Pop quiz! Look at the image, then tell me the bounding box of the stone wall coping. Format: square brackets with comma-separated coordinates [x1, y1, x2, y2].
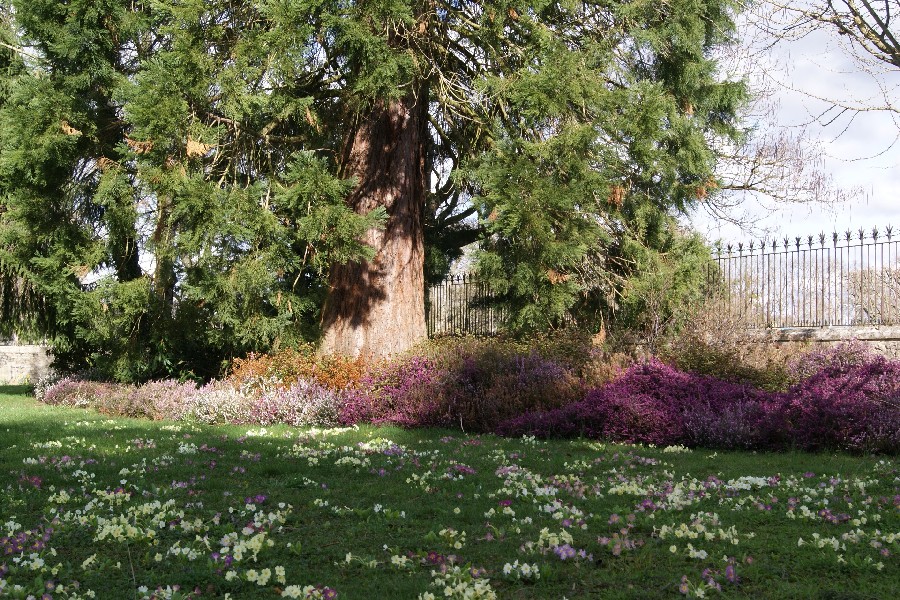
[755, 326, 900, 342]
[0, 344, 50, 353]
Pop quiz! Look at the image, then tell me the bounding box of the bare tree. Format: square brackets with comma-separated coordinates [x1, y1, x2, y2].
[749, 0, 900, 119]
[693, 18, 861, 233]
[783, 1, 899, 69]
[713, 112, 859, 208]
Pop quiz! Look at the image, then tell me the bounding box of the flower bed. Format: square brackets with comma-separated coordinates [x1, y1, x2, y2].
[35, 341, 900, 454]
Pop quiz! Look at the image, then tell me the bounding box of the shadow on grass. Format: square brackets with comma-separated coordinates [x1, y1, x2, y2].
[0, 384, 32, 396]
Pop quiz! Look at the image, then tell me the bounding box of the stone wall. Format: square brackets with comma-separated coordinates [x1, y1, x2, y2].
[0, 345, 52, 385]
[757, 326, 900, 359]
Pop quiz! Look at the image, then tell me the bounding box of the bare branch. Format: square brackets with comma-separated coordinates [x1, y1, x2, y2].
[749, 0, 900, 120]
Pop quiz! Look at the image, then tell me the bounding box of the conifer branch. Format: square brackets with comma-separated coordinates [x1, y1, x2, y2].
[0, 39, 43, 62]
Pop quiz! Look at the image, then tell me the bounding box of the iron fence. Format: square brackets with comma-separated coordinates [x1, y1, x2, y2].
[426, 274, 507, 336]
[710, 227, 900, 328]
[427, 227, 900, 336]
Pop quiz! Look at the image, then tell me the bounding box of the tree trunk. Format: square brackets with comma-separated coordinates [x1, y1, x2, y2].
[319, 94, 427, 357]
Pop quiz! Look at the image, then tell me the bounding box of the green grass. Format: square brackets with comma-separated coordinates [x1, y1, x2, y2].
[1, 386, 897, 599]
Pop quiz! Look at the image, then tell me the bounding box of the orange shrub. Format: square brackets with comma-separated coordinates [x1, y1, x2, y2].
[312, 354, 371, 390]
[227, 346, 370, 392]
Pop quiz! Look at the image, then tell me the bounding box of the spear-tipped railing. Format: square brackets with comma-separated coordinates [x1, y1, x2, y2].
[710, 226, 900, 328]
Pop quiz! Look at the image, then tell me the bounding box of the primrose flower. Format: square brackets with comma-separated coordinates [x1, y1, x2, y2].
[686, 544, 708, 560]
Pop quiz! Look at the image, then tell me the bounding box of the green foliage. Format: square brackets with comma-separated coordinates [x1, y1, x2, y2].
[605, 208, 714, 348]
[470, 0, 747, 331]
[474, 125, 606, 330]
[0, 0, 749, 377]
[0, 0, 385, 380]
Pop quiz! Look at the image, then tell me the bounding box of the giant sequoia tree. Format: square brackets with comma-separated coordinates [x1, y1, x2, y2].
[0, 0, 747, 373]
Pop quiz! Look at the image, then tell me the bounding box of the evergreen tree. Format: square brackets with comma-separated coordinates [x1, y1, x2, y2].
[0, 0, 379, 378]
[0, 0, 748, 372]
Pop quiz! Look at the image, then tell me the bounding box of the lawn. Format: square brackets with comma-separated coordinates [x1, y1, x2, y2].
[1, 386, 897, 599]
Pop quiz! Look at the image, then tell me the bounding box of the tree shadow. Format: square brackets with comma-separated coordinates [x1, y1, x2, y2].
[0, 384, 31, 395]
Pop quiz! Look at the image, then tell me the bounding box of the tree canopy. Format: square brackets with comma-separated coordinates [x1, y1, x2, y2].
[0, 0, 748, 378]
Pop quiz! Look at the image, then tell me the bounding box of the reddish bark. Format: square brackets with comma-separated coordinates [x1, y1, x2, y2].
[319, 94, 427, 357]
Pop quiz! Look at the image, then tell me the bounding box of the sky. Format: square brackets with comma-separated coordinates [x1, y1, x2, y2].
[685, 7, 900, 246]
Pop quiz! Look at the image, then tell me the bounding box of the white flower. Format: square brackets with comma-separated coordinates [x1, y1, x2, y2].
[281, 585, 304, 598]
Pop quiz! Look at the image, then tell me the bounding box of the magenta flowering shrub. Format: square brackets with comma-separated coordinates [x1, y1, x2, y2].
[681, 398, 786, 451]
[337, 349, 583, 432]
[32, 337, 900, 453]
[787, 340, 876, 383]
[339, 356, 447, 427]
[784, 355, 900, 453]
[425, 336, 586, 426]
[498, 353, 900, 453]
[497, 360, 784, 448]
[442, 353, 583, 430]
